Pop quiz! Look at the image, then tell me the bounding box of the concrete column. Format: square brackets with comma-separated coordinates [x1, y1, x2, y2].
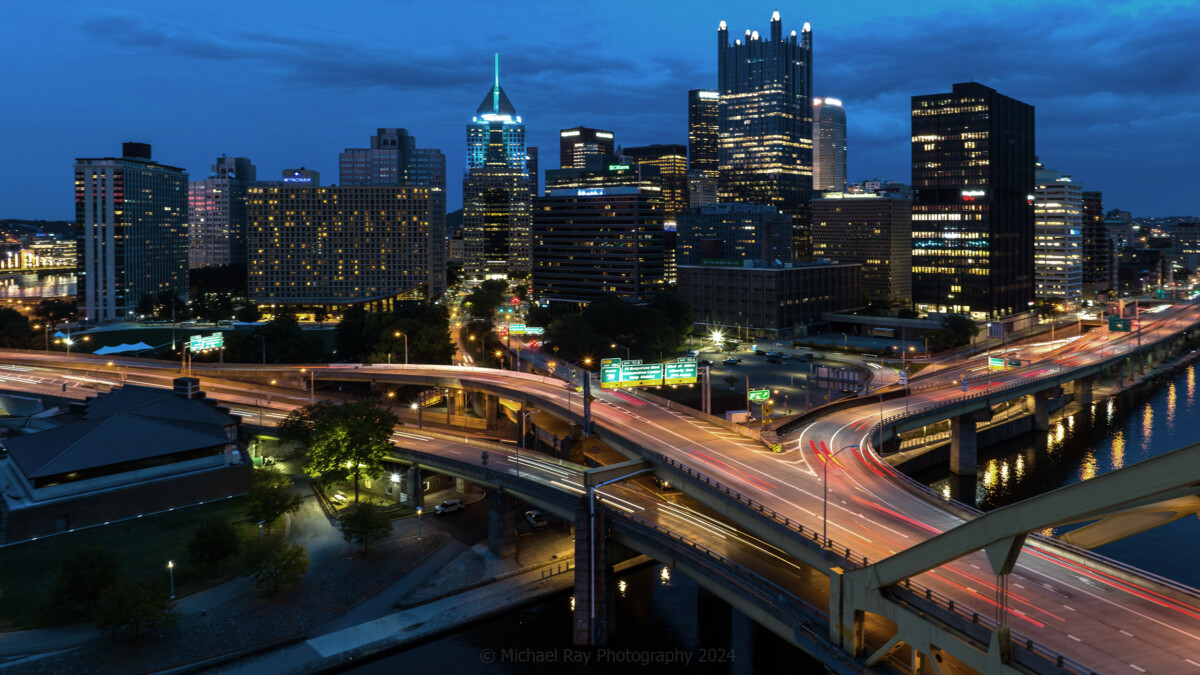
[950, 414, 978, 476]
[485, 394, 499, 430]
[488, 491, 517, 559]
[573, 500, 614, 646]
[1024, 393, 1050, 431]
[404, 467, 423, 508]
[1073, 377, 1094, 408]
[730, 608, 755, 675]
[448, 390, 465, 417]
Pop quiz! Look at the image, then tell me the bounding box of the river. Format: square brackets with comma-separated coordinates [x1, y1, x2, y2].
[0, 272, 75, 299]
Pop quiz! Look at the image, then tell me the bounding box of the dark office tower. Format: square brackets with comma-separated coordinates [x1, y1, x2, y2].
[76, 143, 188, 324]
[687, 89, 719, 173]
[717, 12, 814, 257]
[340, 128, 445, 191]
[188, 156, 257, 269]
[559, 127, 614, 169]
[812, 193, 912, 305]
[677, 203, 792, 265]
[911, 82, 1035, 320]
[1081, 191, 1112, 295]
[533, 185, 664, 305]
[812, 98, 847, 191]
[463, 55, 531, 280]
[622, 145, 688, 225]
[526, 146, 539, 196]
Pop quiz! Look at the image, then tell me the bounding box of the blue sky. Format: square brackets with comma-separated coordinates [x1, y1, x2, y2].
[3, 0, 1197, 219]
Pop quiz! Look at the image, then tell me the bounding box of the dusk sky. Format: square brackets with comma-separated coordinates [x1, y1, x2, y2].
[4, 0, 1197, 220]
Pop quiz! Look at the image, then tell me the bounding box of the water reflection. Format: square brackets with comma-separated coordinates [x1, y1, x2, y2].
[920, 364, 1200, 586]
[0, 272, 76, 298]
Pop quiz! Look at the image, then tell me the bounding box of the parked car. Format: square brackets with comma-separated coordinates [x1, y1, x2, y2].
[434, 498, 464, 515]
[525, 509, 548, 529]
[686, 350, 699, 358]
[723, 358, 740, 366]
[764, 351, 782, 358]
[699, 359, 713, 366]
[797, 353, 813, 362]
[780, 354, 792, 360]
[766, 357, 782, 364]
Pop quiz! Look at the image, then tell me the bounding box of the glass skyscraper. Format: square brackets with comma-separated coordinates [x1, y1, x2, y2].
[716, 11, 813, 257]
[911, 82, 1035, 320]
[687, 89, 719, 174]
[813, 98, 847, 192]
[463, 55, 532, 280]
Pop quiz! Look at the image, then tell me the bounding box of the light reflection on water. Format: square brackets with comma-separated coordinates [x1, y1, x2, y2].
[0, 273, 76, 298]
[920, 364, 1200, 586]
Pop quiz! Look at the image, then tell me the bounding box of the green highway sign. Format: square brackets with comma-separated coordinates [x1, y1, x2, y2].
[663, 359, 698, 385]
[525, 326, 544, 335]
[508, 324, 527, 335]
[1108, 316, 1132, 332]
[601, 362, 663, 389]
[188, 333, 223, 351]
[988, 356, 1005, 370]
[601, 358, 621, 367]
[747, 388, 771, 402]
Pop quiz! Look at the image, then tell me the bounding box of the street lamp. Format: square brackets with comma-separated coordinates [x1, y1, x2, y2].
[823, 444, 859, 558]
[494, 350, 504, 369]
[411, 401, 422, 429]
[416, 505, 423, 541]
[610, 342, 631, 360]
[167, 560, 175, 599]
[394, 331, 408, 365]
[518, 408, 539, 477]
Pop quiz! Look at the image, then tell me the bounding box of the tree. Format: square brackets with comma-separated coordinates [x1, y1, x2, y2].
[250, 540, 309, 594]
[313, 308, 329, 326]
[896, 307, 920, 320]
[53, 545, 121, 614]
[0, 307, 36, 348]
[339, 502, 393, 555]
[303, 401, 399, 502]
[246, 467, 303, 533]
[33, 299, 76, 327]
[335, 305, 368, 360]
[222, 315, 327, 364]
[235, 302, 262, 323]
[513, 284, 528, 302]
[941, 314, 980, 347]
[188, 518, 241, 572]
[277, 401, 338, 446]
[94, 578, 179, 640]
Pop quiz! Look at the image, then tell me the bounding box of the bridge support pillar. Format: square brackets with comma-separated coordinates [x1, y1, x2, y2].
[573, 500, 614, 646]
[950, 409, 990, 476]
[448, 390, 465, 417]
[404, 467, 423, 509]
[828, 567, 864, 656]
[488, 491, 517, 559]
[730, 608, 755, 674]
[1073, 376, 1094, 408]
[1024, 392, 1051, 432]
[485, 394, 500, 430]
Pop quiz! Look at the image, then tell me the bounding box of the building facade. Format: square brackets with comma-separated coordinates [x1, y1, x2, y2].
[676, 203, 792, 265]
[678, 260, 860, 339]
[532, 186, 664, 305]
[717, 12, 813, 257]
[911, 82, 1035, 320]
[622, 144, 688, 225]
[559, 127, 614, 169]
[687, 89, 719, 173]
[463, 57, 532, 280]
[188, 156, 256, 269]
[1033, 165, 1083, 307]
[1081, 190, 1112, 295]
[246, 186, 442, 314]
[812, 97, 847, 191]
[76, 143, 189, 323]
[811, 192, 912, 305]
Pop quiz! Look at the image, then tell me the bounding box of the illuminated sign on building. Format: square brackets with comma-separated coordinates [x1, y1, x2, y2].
[607, 164, 630, 171]
[560, 130, 581, 137]
[698, 91, 720, 100]
[283, 170, 313, 184]
[595, 132, 614, 139]
[577, 188, 605, 196]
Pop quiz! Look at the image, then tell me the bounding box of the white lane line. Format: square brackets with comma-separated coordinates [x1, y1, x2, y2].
[1063, 605, 1075, 611]
[1068, 634, 1082, 642]
[1185, 658, 1200, 667]
[1130, 665, 1145, 672]
[1119, 629, 1133, 636]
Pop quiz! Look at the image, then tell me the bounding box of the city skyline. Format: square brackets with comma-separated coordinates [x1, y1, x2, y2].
[3, 0, 1198, 219]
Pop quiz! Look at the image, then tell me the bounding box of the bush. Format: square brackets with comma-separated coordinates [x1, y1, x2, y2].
[339, 502, 393, 555]
[250, 540, 310, 594]
[94, 578, 179, 640]
[246, 467, 303, 533]
[188, 518, 241, 572]
[53, 545, 121, 615]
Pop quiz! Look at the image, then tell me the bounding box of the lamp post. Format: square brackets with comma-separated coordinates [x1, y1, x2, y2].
[416, 506, 423, 541]
[395, 331, 408, 365]
[568, 358, 592, 418]
[587, 468, 653, 644]
[167, 560, 175, 599]
[823, 444, 859, 558]
[518, 408, 539, 477]
[411, 402, 422, 429]
[610, 342, 631, 360]
[494, 350, 504, 369]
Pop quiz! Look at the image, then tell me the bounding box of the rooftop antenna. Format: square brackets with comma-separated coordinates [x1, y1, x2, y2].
[493, 53, 500, 114]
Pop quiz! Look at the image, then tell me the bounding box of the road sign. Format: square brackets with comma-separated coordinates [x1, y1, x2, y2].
[898, 370, 908, 386]
[663, 360, 698, 385]
[508, 324, 527, 335]
[747, 388, 770, 402]
[1108, 316, 1132, 332]
[988, 356, 1005, 370]
[600, 362, 664, 389]
[188, 333, 223, 351]
[601, 358, 621, 367]
[525, 326, 544, 335]
[1008, 359, 1023, 368]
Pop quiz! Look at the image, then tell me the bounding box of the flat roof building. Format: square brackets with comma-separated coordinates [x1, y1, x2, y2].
[812, 192, 912, 306]
[559, 127, 614, 169]
[677, 203, 792, 266]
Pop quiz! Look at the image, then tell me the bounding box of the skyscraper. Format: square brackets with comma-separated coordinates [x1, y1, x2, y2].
[677, 203, 792, 265]
[687, 89, 719, 173]
[812, 192, 912, 306]
[812, 98, 847, 192]
[559, 127, 614, 169]
[1081, 190, 1112, 295]
[76, 143, 188, 323]
[526, 146, 539, 196]
[1033, 163, 1083, 307]
[339, 128, 415, 186]
[188, 156, 257, 269]
[717, 11, 813, 257]
[622, 144, 688, 225]
[911, 82, 1035, 320]
[463, 56, 531, 280]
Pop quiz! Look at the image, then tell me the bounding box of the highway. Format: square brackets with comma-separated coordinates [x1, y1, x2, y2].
[2, 300, 1198, 672]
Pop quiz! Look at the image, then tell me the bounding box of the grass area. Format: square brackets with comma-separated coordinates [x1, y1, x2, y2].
[0, 496, 275, 631]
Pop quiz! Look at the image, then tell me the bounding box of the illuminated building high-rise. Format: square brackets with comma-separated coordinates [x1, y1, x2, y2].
[717, 12, 814, 258]
[463, 55, 531, 280]
[1033, 163, 1083, 307]
[559, 127, 614, 169]
[812, 192, 912, 305]
[911, 82, 1035, 320]
[76, 143, 188, 323]
[622, 144, 688, 225]
[188, 156, 256, 269]
[812, 98, 847, 191]
[1082, 190, 1113, 295]
[687, 89, 719, 173]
